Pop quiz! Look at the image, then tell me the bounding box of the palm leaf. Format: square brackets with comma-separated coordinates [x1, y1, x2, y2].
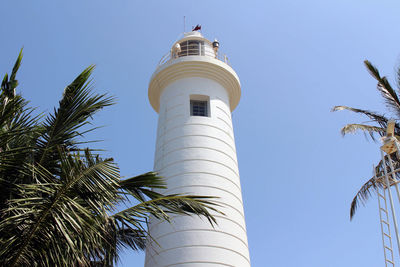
[10, 49, 22, 83]
[332, 105, 389, 126]
[2, 149, 121, 267]
[1, 48, 22, 99]
[364, 60, 400, 118]
[331, 105, 400, 140]
[119, 172, 167, 202]
[350, 175, 383, 220]
[114, 194, 221, 226]
[35, 65, 115, 171]
[340, 123, 384, 140]
[349, 153, 400, 219]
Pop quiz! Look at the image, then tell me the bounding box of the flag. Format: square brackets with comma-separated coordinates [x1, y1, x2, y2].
[192, 24, 201, 31]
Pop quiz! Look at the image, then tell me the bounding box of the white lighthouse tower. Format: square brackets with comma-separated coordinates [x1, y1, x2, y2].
[145, 30, 250, 267]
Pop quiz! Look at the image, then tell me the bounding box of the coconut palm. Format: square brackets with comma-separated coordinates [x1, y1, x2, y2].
[0, 51, 219, 267]
[333, 60, 400, 220]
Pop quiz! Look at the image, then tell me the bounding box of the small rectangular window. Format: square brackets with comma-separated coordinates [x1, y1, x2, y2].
[190, 100, 208, 117]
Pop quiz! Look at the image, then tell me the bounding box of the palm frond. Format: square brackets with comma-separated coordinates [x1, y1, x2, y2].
[350, 153, 400, 219]
[340, 123, 384, 140]
[35, 65, 115, 172]
[89, 216, 147, 266]
[119, 172, 166, 202]
[364, 60, 400, 117]
[332, 105, 394, 140]
[350, 175, 383, 220]
[114, 194, 222, 226]
[2, 149, 121, 267]
[1, 49, 22, 99]
[332, 105, 389, 125]
[10, 49, 22, 83]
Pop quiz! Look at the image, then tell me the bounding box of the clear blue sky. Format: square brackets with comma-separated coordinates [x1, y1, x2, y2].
[2, 1, 400, 266]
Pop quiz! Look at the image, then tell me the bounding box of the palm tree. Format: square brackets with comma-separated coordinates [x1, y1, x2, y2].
[333, 60, 400, 220]
[0, 50, 219, 267]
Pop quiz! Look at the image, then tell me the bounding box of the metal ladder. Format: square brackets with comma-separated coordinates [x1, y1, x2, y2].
[377, 182, 395, 267]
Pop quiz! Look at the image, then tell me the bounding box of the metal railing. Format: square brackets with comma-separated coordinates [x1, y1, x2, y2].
[157, 47, 230, 66]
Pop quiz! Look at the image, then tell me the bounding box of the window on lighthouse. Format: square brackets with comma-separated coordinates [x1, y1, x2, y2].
[190, 99, 209, 117]
[190, 95, 210, 117]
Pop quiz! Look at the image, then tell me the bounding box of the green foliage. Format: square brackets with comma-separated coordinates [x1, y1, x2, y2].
[0, 51, 219, 266]
[333, 60, 400, 220]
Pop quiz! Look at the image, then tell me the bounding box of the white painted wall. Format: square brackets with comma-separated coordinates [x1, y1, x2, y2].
[144, 76, 250, 267]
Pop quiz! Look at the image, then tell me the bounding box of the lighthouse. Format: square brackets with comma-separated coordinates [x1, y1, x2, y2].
[145, 30, 250, 267]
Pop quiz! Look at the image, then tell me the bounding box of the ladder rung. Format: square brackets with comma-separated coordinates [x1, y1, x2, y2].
[380, 208, 389, 214]
[386, 259, 394, 265]
[382, 220, 390, 226]
[378, 193, 385, 198]
[384, 232, 392, 238]
[384, 245, 393, 251]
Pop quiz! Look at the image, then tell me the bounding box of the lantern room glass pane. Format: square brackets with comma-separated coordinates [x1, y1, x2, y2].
[178, 40, 205, 57]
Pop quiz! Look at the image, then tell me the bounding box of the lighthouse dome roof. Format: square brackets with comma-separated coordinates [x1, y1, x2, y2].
[172, 31, 210, 46]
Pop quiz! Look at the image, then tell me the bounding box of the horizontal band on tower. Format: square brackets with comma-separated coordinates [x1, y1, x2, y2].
[155, 146, 238, 168]
[158, 158, 240, 178]
[148, 214, 248, 235]
[162, 184, 244, 205]
[156, 134, 237, 157]
[160, 171, 243, 192]
[156, 122, 235, 144]
[165, 261, 237, 267]
[145, 244, 250, 265]
[149, 56, 241, 113]
[152, 228, 249, 249]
